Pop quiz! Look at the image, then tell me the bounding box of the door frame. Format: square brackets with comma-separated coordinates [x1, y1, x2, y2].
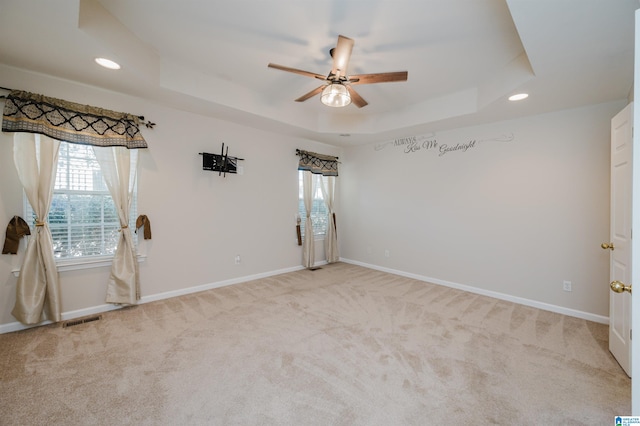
[632, 9, 640, 415]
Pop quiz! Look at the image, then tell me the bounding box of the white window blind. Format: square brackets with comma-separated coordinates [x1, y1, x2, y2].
[298, 171, 329, 237]
[25, 142, 137, 259]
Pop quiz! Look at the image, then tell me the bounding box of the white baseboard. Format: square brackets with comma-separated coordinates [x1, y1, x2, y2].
[340, 258, 609, 325]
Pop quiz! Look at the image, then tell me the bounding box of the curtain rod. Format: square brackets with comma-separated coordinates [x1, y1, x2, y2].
[0, 86, 155, 129]
[296, 149, 339, 160]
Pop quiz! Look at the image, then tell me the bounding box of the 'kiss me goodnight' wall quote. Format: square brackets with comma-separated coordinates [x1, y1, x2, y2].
[374, 132, 515, 156]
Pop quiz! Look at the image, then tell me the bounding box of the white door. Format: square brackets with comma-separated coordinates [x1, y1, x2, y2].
[608, 102, 633, 377]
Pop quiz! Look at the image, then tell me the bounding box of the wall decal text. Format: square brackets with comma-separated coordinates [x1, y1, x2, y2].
[375, 133, 514, 156]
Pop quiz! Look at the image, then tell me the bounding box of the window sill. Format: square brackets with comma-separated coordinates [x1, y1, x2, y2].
[11, 254, 147, 277]
[303, 234, 326, 240]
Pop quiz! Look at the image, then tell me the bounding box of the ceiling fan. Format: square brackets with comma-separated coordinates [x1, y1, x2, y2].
[268, 35, 408, 108]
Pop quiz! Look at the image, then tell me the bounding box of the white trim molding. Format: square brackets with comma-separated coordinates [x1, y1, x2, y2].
[11, 254, 147, 277]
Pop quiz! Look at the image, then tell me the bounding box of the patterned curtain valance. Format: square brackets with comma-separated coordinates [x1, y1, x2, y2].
[2, 90, 148, 149]
[297, 149, 339, 176]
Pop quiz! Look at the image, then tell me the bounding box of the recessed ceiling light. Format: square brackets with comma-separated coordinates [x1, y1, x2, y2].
[95, 57, 121, 70]
[508, 93, 529, 101]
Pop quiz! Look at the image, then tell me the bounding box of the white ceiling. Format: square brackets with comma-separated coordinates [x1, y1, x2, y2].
[0, 0, 636, 146]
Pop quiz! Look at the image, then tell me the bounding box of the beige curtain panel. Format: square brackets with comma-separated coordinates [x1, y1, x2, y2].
[302, 171, 315, 268]
[93, 146, 140, 305]
[2, 90, 148, 149]
[11, 133, 62, 325]
[319, 175, 339, 263]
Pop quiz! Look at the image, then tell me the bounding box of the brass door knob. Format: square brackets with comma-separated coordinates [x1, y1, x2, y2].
[601, 242, 615, 250]
[611, 280, 632, 294]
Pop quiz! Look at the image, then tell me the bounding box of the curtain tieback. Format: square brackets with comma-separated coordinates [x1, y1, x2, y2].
[135, 215, 152, 240]
[2, 216, 31, 254]
[120, 225, 129, 232]
[35, 221, 45, 227]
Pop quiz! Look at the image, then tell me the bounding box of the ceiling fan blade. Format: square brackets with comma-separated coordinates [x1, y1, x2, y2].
[295, 85, 326, 102]
[268, 63, 326, 81]
[346, 86, 368, 108]
[349, 71, 408, 85]
[331, 35, 354, 77]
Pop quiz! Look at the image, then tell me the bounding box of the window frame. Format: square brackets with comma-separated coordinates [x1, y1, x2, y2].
[23, 141, 138, 267]
[298, 171, 329, 238]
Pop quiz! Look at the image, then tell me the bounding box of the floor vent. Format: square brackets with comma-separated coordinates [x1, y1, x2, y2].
[309, 267, 322, 271]
[63, 315, 102, 328]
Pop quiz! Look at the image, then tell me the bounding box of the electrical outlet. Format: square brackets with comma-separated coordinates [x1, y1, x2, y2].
[563, 280, 572, 292]
[384, 249, 390, 258]
[235, 255, 241, 265]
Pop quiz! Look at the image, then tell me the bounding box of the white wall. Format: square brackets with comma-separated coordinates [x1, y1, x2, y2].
[0, 67, 338, 329]
[339, 100, 626, 320]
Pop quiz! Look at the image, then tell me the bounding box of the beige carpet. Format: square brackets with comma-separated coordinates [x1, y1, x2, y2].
[0, 262, 630, 425]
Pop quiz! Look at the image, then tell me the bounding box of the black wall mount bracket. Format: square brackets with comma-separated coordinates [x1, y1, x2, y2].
[199, 143, 244, 177]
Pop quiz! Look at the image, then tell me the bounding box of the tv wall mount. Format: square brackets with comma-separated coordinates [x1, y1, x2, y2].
[199, 143, 244, 177]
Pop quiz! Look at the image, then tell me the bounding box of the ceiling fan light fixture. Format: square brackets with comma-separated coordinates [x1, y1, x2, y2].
[321, 83, 351, 107]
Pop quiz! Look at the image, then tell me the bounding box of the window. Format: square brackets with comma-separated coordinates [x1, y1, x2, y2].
[298, 171, 329, 236]
[25, 142, 136, 259]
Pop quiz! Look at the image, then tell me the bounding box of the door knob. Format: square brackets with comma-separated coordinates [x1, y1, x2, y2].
[611, 280, 632, 294]
[601, 242, 615, 250]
